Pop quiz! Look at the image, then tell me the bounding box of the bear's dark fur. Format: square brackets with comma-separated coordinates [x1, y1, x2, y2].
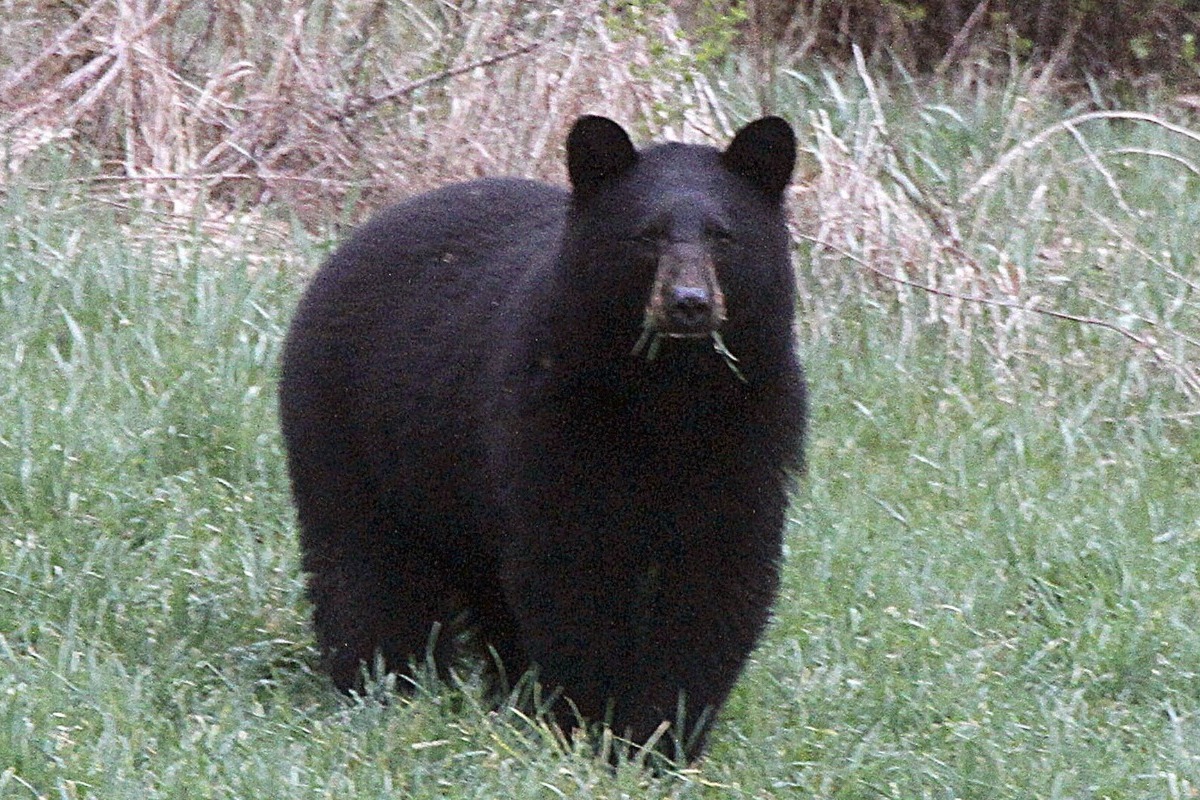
[278, 115, 806, 762]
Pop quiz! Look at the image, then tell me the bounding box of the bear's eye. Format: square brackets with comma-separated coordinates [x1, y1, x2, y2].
[626, 229, 660, 248]
[706, 225, 734, 246]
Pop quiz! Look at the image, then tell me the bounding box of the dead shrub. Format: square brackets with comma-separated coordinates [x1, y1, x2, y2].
[0, 0, 726, 224]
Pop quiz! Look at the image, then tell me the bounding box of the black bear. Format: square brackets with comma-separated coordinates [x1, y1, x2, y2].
[278, 115, 806, 762]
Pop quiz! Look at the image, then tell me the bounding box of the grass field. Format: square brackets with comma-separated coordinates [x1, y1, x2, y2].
[3, 64, 1200, 798]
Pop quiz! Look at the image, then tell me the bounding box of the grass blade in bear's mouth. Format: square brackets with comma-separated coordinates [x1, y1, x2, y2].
[630, 322, 749, 384]
[711, 331, 748, 383]
[630, 318, 661, 360]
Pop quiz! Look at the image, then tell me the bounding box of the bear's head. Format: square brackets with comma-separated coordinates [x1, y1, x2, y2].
[560, 115, 797, 381]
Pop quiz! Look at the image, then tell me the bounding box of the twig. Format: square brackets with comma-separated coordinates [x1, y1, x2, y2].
[332, 40, 543, 124]
[933, 0, 991, 79]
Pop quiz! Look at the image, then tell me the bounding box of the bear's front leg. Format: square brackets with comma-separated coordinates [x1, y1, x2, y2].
[503, 529, 780, 764]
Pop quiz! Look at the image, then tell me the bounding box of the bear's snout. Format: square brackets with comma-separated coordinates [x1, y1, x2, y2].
[648, 243, 726, 337]
[667, 285, 715, 333]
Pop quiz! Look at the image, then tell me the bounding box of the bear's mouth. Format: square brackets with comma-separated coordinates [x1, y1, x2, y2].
[628, 242, 746, 382]
[630, 317, 747, 383]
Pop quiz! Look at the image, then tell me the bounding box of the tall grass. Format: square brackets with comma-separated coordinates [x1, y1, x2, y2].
[4, 95, 1200, 797]
[6, 1, 1198, 400]
[0, 0, 729, 224]
[769, 56, 1200, 404]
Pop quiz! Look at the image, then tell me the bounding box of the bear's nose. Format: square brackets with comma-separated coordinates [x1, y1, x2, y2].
[667, 286, 714, 332]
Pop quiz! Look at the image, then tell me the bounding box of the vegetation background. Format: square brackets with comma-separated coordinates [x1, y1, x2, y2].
[2, 1, 1200, 797]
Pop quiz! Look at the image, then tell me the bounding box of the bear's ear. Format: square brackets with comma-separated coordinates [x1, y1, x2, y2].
[567, 115, 639, 195]
[721, 116, 796, 199]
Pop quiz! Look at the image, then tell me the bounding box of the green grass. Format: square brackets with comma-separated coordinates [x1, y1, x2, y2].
[3, 84, 1200, 798]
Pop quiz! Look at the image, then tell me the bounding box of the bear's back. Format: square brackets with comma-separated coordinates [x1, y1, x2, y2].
[311, 177, 565, 294]
[281, 175, 565, 389]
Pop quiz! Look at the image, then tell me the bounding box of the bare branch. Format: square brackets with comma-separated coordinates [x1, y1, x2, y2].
[332, 40, 544, 124]
[933, 0, 991, 79]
